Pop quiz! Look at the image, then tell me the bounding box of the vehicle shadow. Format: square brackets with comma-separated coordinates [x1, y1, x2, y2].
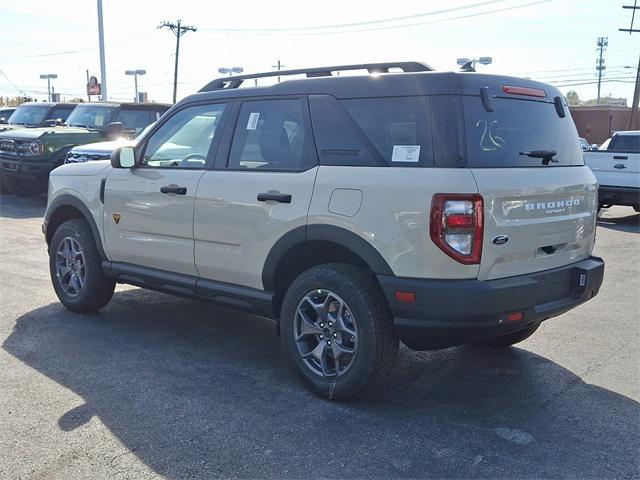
[4, 289, 639, 479]
[0, 193, 46, 219]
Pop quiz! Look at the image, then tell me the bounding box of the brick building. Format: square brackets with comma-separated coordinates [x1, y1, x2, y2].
[569, 105, 639, 146]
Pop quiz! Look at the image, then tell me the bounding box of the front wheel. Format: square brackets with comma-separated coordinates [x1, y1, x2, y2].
[49, 218, 115, 312]
[280, 264, 398, 400]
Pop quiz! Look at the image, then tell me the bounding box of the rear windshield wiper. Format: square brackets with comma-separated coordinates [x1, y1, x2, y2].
[519, 150, 558, 165]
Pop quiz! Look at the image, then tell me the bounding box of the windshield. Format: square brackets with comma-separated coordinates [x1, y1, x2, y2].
[464, 97, 583, 167]
[66, 105, 117, 130]
[7, 105, 51, 126]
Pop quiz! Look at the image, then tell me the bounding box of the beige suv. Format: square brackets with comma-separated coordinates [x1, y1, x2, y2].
[44, 62, 605, 400]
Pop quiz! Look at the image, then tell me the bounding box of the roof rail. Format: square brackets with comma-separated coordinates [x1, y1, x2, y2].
[199, 61, 433, 92]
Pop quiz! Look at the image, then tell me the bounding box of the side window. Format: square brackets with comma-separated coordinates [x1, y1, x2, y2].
[228, 99, 313, 171]
[49, 106, 74, 121]
[141, 103, 227, 169]
[341, 96, 434, 167]
[116, 109, 154, 133]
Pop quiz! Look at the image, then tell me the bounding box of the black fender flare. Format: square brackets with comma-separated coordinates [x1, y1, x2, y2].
[44, 194, 107, 260]
[262, 224, 394, 292]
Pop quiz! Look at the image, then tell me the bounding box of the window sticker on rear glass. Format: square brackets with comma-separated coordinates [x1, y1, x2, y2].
[246, 112, 260, 130]
[391, 145, 420, 162]
[476, 120, 505, 151]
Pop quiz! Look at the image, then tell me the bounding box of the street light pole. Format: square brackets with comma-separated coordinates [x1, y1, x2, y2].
[97, 0, 107, 100]
[218, 67, 244, 78]
[125, 70, 146, 103]
[39, 74, 57, 102]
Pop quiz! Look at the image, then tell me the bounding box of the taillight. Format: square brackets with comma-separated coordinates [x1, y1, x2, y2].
[430, 194, 483, 265]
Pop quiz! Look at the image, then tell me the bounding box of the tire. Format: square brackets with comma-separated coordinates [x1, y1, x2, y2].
[0, 173, 10, 195]
[477, 322, 541, 348]
[49, 218, 115, 313]
[280, 263, 398, 400]
[3, 175, 44, 197]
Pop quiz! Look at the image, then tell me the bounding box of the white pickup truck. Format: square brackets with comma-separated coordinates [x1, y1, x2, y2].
[584, 131, 640, 211]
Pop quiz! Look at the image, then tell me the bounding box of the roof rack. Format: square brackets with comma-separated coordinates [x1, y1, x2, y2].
[199, 61, 433, 92]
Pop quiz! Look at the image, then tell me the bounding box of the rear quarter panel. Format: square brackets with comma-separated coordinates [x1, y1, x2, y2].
[308, 166, 480, 279]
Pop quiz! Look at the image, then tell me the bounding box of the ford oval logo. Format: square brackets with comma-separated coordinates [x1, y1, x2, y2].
[492, 235, 509, 245]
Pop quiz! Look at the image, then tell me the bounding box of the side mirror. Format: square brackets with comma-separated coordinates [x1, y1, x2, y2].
[0, 117, 6, 125]
[43, 119, 56, 127]
[103, 121, 124, 139]
[111, 146, 136, 169]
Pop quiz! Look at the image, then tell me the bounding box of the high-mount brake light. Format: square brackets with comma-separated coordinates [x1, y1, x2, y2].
[430, 194, 483, 265]
[502, 85, 546, 98]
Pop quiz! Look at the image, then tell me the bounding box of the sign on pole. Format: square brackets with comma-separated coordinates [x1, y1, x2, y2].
[87, 75, 101, 96]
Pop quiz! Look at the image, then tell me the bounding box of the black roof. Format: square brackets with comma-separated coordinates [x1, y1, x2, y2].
[74, 102, 171, 110]
[183, 70, 563, 107]
[18, 102, 78, 107]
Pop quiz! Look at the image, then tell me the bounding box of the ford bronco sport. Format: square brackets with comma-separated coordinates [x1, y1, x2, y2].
[0, 102, 169, 197]
[43, 62, 604, 400]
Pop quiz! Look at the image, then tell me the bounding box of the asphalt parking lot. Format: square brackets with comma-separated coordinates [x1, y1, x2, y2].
[0, 194, 638, 480]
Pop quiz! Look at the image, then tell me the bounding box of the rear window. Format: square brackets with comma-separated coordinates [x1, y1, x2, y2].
[463, 96, 583, 167]
[341, 96, 434, 167]
[608, 134, 640, 153]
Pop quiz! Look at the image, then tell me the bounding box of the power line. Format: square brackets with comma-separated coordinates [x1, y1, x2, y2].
[159, 20, 197, 103]
[200, 0, 510, 33]
[199, 0, 551, 35]
[0, 70, 28, 97]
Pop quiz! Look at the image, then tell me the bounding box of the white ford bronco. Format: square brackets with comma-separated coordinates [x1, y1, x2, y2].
[44, 62, 605, 400]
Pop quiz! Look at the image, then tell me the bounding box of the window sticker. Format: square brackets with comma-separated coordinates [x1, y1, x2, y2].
[246, 112, 260, 130]
[391, 145, 420, 162]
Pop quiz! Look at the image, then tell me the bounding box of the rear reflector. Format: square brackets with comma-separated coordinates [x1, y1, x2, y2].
[507, 311, 524, 322]
[502, 85, 546, 98]
[394, 291, 416, 303]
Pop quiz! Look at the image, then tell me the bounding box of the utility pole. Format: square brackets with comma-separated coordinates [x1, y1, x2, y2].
[595, 36, 608, 104]
[159, 20, 197, 103]
[97, 0, 107, 100]
[272, 59, 286, 83]
[620, 2, 640, 129]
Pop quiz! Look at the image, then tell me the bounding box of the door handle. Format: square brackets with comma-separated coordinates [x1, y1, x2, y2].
[613, 164, 627, 170]
[613, 156, 628, 160]
[160, 185, 187, 195]
[257, 192, 292, 203]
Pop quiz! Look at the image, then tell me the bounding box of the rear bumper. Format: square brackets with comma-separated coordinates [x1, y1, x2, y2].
[377, 256, 604, 351]
[598, 185, 640, 208]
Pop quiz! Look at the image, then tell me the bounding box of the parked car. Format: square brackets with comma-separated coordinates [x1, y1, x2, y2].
[0, 102, 169, 197]
[579, 137, 589, 151]
[584, 131, 640, 211]
[0, 102, 77, 132]
[64, 123, 155, 164]
[43, 62, 604, 399]
[0, 107, 16, 124]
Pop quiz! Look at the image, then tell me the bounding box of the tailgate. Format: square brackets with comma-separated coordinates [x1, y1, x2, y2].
[585, 151, 640, 189]
[471, 167, 597, 281]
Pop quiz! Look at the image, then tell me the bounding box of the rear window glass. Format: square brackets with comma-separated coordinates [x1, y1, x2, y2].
[341, 96, 434, 167]
[608, 134, 639, 153]
[463, 97, 583, 167]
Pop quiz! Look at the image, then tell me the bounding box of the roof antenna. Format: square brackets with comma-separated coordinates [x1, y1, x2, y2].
[460, 61, 476, 72]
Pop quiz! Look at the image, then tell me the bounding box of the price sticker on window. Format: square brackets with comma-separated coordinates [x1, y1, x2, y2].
[246, 112, 260, 130]
[391, 145, 420, 163]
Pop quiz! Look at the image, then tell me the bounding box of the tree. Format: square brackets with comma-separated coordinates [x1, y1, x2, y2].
[565, 90, 581, 105]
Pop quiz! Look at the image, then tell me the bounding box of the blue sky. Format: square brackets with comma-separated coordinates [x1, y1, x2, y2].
[0, 0, 638, 104]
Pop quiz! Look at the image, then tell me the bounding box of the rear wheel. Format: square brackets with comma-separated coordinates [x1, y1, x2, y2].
[49, 218, 115, 312]
[280, 263, 398, 400]
[3, 175, 44, 197]
[477, 322, 540, 348]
